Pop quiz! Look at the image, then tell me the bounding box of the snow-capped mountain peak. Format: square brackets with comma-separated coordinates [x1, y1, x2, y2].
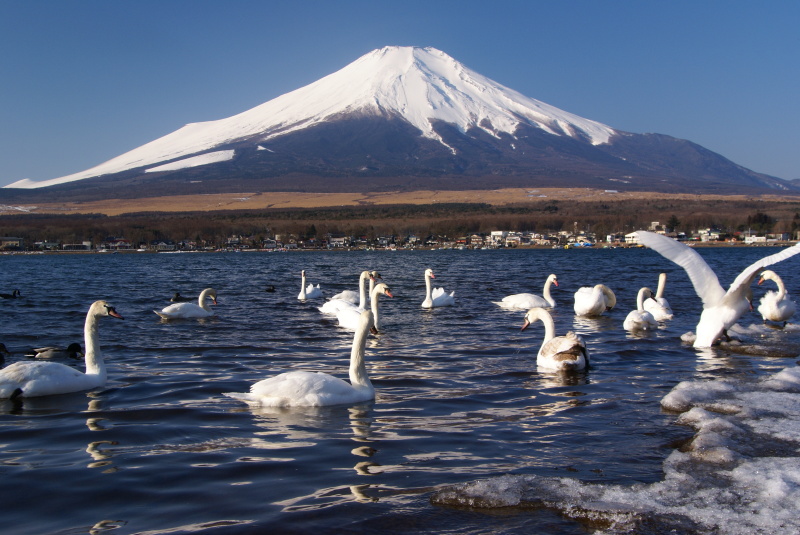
[6, 46, 616, 189]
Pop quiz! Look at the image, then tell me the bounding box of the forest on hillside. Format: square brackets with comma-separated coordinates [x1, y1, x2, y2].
[2, 197, 800, 249]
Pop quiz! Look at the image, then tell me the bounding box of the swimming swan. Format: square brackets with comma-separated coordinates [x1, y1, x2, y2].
[642, 272, 673, 321]
[155, 288, 217, 319]
[337, 283, 393, 332]
[573, 284, 616, 316]
[757, 269, 796, 326]
[320, 270, 379, 314]
[635, 231, 800, 347]
[224, 309, 376, 407]
[495, 273, 558, 310]
[521, 307, 589, 371]
[623, 287, 659, 331]
[0, 301, 123, 399]
[298, 270, 323, 300]
[421, 268, 455, 308]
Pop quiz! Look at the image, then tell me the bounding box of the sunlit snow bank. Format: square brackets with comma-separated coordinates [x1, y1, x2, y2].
[144, 150, 235, 173]
[432, 364, 800, 534]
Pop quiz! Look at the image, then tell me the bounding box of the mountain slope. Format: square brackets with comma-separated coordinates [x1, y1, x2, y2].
[4, 46, 795, 197]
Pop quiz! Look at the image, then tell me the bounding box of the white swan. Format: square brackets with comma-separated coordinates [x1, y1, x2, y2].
[623, 287, 659, 331]
[421, 268, 455, 308]
[31, 342, 83, 359]
[155, 288, 217, 319]
[573, 284, 616, 316]
[0, 301, 123, 399]
[319, 270, 379, 314]
[642, 272, 673, 321]
[495, 273, 558, 310]
[224, 309, 376, 407]
[521, 307, 589, 371]
[757, 269, 796, 326]
[635, 231, 800, 347]
[297, 270, 323, 300]
[337, 283, 393, 332]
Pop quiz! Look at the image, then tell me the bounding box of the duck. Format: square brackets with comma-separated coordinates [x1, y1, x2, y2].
[0, 301, 123, 399]
[265, 285, 276, 293]
[495, 273, 558, 310]
[0, 343, 9, 366]
[757, 269, 796, 326]
[297, 270, 323, 300]
[521, 307, 589, 371]
[635, 231, 800, 347]
[573, 284, 616, 316]
[155, 288, 217, 319]
[170, 292, 194, 303]
[642, 273, 674, 321]
[224, 309, 376, 407]
[29, 342, 83, 360]
[0, 289, 21, 299]
[623, 287, 659, 331]
[421, 268, 455, 308]
[337, 283, 393, 332]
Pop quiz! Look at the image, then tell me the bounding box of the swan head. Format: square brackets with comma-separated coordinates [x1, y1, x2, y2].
[372, 283, 394, 299]
[91, 300, 124, 320]
[547, 274, 558, 287]
[425, 268, 435, 279]
[521, 307, 549, 331]
[369, 270, 382, 281]
[758, 270, 777, 285]
[201, 288, 218, 305]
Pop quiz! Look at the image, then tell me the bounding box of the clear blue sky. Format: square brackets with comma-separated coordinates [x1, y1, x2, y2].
[1, 0, 798, 187]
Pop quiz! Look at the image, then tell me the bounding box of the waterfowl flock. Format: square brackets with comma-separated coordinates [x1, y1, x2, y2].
[2, 236, 799, 403]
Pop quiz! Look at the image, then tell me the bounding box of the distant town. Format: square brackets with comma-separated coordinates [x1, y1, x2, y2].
[2, 221, 797, 253]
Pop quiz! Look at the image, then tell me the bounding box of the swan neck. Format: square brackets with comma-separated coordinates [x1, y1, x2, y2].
[425, 273, 432, 300]
[358, 272, 367, 309]
[543, 278, 554, 306]
[349, 321, 372, 388]
[637, 289, 647, 311]
[198, 289, 212, 312]
[83, 311, 106, 378]
[370, 291, 381, 329]
[656, 274, 666, 299]
[773, 274, 787, 300]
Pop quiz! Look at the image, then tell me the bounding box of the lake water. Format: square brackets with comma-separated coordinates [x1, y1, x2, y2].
[2, 247, 800, 534]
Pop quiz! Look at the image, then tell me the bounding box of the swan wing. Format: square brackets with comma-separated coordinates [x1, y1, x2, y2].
[495, 293, 548, 310]
[329, 290, 358, 304]
[225, 371, 370, 407]
[431, 287, 455, 306]
[635, 231, 725, 306]
[0, 361, 94, 398]
[155, 302, 212, 318]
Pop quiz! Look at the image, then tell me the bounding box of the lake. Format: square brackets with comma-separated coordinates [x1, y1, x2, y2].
[1, 246, 800, 534]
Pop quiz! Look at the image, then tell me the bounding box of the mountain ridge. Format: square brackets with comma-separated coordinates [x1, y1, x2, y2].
[3, 45, 796, 198]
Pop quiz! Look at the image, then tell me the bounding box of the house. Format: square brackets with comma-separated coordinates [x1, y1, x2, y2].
[0, 237, 24, 250]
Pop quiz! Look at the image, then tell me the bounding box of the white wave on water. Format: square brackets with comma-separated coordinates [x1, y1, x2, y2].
[432, 362, 800, 534]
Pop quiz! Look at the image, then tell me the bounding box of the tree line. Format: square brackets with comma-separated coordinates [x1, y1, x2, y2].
[1, 197, 799, 249]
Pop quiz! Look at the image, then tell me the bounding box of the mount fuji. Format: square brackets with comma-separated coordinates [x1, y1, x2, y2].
[3, 46, 795, 198]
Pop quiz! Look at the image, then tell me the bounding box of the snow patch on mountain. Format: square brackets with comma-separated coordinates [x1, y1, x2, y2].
[145, 150, 235, 173]
[5, 46, 617, 190]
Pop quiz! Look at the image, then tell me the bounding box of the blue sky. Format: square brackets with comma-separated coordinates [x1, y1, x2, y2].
[1, 0, 798, 187]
